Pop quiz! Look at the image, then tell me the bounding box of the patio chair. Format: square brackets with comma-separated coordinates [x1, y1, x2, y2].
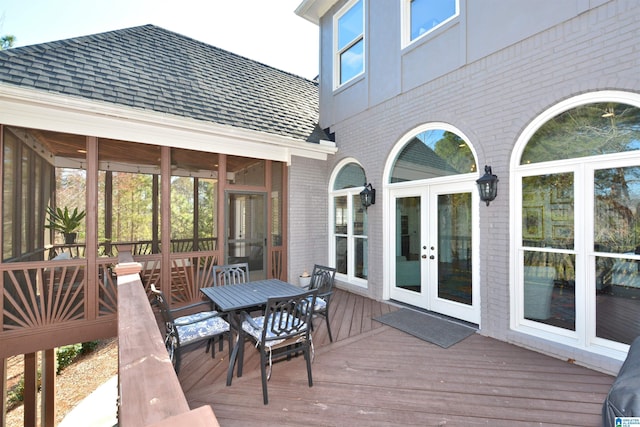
[303, 264, 336, 342]
[150, 284, 231, 374]
[212, 262, 250, 286]
[239, 289, 317, 404]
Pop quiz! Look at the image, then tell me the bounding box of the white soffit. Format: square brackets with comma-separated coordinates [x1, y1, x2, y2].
[295, 0, 337, 25]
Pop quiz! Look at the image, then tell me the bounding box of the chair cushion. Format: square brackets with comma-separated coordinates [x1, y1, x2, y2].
[302, 295, 326, 313]
[242, 314, 308, 348]
[313, 296, 326, 311]
[175, 311, 230, 345]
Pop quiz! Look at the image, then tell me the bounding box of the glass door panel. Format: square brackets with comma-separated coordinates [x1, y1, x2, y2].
[436, 192, 472, 305]
[395, 195, 422, 293]
[226, 192, 266, 280]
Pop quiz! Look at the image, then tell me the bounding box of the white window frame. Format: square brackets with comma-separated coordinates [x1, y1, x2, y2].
[401, 0, 459, 48]
[510, 90, 640, 363]
[329, 158, 368, 288]
[333, 0, 365, 89]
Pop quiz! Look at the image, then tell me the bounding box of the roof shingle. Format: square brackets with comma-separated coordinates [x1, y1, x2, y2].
[0, 24, 327, 143]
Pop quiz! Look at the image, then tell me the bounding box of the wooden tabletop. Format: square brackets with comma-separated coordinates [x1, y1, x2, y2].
[200, 279, 302, 312]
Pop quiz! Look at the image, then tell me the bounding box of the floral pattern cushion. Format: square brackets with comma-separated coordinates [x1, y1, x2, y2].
[301, 296, 326, 313]
[242, 313, 309, 348]
[175, 311, 230, 345]
[311, 296, 326, 311]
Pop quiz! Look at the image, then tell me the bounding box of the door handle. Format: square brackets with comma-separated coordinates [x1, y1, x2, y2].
[421, 254, 427, 259]
[429, 255, 435, 260]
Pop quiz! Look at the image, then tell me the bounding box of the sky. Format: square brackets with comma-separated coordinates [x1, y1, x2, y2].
[0, 0, 320, 79]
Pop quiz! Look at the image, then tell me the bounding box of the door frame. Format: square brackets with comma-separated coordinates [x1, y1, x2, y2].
[385, 177, 480, 324]
[225, 190, 268, 280]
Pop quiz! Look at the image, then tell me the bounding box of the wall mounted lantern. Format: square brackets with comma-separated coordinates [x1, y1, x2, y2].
[360, 183, 376, 208]
[476, 165, 498, 206]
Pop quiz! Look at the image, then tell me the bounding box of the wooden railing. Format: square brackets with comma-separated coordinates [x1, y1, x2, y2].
[0, 257, 118, 358]
[115, 256, 219, 426]
[0, 248, 221, 359]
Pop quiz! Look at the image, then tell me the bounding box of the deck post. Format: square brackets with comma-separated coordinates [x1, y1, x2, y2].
[1, 357, 6, 427]
[41, 348, 56, 426]
[23, 352, 37, 427]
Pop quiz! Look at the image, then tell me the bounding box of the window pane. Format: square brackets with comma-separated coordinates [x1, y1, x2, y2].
[337, 0, 363, 50]
[334, 196, 348, 234]
[340, 39, 364, 84]
[411, 0, 457, 40]
[596, 255, 640, 344]
[227, 156, 265, 186]
[355, 237, 367, 279]
[352, 194, 366, 235]
[524, 251, 575, 331]
[335, 236, 347, 274]
[334, 163, 365, 190]
[594, 165, 640, 345]
[391, 129, 476, 183]
[521, 102, 640, 164]
[522, 173, 574, 249]
[594, 166, 640, 254]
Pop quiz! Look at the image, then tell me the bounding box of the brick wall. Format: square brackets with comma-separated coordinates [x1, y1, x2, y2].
[297, 0, 639, 373]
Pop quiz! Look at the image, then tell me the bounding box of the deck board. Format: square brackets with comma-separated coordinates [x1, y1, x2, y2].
[179, 288, 614, 426]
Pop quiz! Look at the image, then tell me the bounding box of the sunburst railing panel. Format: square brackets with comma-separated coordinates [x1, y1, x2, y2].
[2, 261, 86, 331]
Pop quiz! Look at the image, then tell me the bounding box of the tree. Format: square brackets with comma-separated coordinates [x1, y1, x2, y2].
[0, 34, 15, 50]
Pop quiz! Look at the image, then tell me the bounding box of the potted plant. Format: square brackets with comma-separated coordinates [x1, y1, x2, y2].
[45, 206, 86, 244]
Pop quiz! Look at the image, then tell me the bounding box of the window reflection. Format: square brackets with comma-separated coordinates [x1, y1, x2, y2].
[522, 173, 574, 249]
[390, 129, 475, 183]
[521, 102, 640, 164]
[524, 252, 575, 331]
[337, 0, 364, 85]
[410, 0, 457, 40]
[594, 166, 640, 344]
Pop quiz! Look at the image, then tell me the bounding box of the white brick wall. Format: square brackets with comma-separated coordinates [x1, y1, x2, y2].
[289, 0, 640, 373]
[288, 156, 332, 283]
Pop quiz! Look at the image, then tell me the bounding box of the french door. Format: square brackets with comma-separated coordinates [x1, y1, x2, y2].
[389, 181, 479, 324]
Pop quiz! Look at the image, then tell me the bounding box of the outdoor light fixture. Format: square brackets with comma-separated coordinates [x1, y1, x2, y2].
[476, 165, 498, 206]
[360, 183, 376, 208]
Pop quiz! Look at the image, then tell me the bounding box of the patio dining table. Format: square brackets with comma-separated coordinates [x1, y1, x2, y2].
[200, 278, 303, 385]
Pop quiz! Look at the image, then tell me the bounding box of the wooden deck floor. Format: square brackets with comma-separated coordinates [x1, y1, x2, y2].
[178, 289, 614, 426]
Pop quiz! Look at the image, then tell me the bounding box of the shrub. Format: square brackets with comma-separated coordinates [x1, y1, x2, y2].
[56, 343, 82, 374]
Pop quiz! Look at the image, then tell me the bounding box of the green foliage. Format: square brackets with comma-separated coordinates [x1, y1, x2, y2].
[45, 206, 86, 235]
[0, 35, 16, 50]
[7, 371, 42, 410]
[57, 343, 83, 374]
[80, 340, 100, 354]
[6, 340, 102, 411]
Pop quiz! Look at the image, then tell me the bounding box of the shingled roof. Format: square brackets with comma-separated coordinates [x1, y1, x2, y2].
[0, 24, 328, 143]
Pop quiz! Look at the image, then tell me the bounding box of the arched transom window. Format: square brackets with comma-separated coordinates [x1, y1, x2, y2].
[390, 128, 476, 183]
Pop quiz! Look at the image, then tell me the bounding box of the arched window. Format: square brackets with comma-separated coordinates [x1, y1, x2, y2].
[513, 92, 640, 358]
[390, 128, 476, 183]
[330, 160, 368, 286]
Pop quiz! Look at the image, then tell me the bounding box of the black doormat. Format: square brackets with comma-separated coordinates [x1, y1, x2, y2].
[374, 308, 476, 348]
